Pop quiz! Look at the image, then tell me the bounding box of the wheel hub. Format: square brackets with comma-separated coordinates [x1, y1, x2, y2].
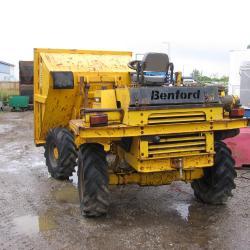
[53, 146, 59, 160]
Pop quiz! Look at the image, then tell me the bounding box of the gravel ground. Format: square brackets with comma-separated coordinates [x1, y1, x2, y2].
[0, 111, 249, 250]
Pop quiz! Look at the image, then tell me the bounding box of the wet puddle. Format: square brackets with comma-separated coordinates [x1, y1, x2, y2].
[0, 124, 14, 134]
[52, 184, 79, 204]
[0, 165, 20, 173]
[13, 214, 57, 235]
[174, 202, 190, 221]
[31, 160, 45, 168]
[50, 170, 79, 204]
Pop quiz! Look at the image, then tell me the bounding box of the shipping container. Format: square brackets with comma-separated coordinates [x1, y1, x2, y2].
[19, 84, 33, 104]
[19, 61, 33, 104]
[19, 61, 33, 85]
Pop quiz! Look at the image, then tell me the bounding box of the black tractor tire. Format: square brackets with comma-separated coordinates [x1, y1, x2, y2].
[215, 140, 232, 155]
[191, 141, 237, 204]
[78, 144, 110, 217]
[44, 128, 77, 180]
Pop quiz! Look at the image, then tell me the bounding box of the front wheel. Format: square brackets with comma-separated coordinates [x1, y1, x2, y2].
[78, 144, 110, 217]
[191, 141, 237, 204]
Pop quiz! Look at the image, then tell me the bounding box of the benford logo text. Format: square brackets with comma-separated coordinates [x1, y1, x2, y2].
[151, 90, 201, 100]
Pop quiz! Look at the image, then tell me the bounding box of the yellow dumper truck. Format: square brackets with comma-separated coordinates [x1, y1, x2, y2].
[34, 48, 247, 217]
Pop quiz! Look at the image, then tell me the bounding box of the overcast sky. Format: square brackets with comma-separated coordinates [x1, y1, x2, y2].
[1, 0, 250, 78]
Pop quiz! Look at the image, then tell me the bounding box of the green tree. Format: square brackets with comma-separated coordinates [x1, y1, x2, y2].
[190, 69, 229, 85]
[219, 75, 229, 83]
[191, 69, 201, 82]
[200, 75, 211, 83]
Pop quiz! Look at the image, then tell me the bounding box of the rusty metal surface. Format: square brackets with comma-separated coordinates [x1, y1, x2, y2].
[18, 61, 34, 104]
[19, 61, 33, 85]
[19, 84, 33, 104]
[41, 52, 132, 72]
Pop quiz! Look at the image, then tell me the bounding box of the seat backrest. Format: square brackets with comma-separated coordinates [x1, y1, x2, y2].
[142, 53, 169, 72]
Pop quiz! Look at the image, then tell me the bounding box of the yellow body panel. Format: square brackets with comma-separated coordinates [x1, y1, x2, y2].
[70, 118, 247, 139]
[109, 169, 203, 185]
[34, 48, 132, 144]
[124, 152, 213, 172]
[40, 50, 132, 73]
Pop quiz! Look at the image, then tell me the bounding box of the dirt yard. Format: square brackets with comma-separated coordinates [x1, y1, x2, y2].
[0, 111, 249, 250]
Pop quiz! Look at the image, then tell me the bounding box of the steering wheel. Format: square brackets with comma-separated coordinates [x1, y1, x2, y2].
[127, 60, 141, 70]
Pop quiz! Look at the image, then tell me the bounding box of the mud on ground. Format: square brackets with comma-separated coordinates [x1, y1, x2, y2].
[0, 111, 249, 250]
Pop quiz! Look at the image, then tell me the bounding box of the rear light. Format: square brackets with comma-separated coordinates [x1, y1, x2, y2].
[90, 114, 108, 127]
[229, 108, 245, 118]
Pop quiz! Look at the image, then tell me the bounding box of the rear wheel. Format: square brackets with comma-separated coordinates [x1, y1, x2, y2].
[78, 144, 110, 217]
[191, 141, 237, 204]
[44, 128, 77, 179]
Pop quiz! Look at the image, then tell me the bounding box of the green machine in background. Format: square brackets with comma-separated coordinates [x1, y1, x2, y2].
[8, 96, 30, 111]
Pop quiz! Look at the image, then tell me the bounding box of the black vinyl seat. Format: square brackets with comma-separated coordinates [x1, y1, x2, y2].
[128, 52, 173, 85]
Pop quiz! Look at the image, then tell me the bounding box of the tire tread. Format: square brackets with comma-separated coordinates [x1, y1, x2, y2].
[44, 128, 77, 179]
[78, 144, 109, 217]
[191, 141, 236, 204]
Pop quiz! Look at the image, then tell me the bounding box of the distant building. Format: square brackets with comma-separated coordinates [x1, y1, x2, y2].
[229, 50, 250, 96]
[0, 61, 15, 81]
[229, 49, 250, 107]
